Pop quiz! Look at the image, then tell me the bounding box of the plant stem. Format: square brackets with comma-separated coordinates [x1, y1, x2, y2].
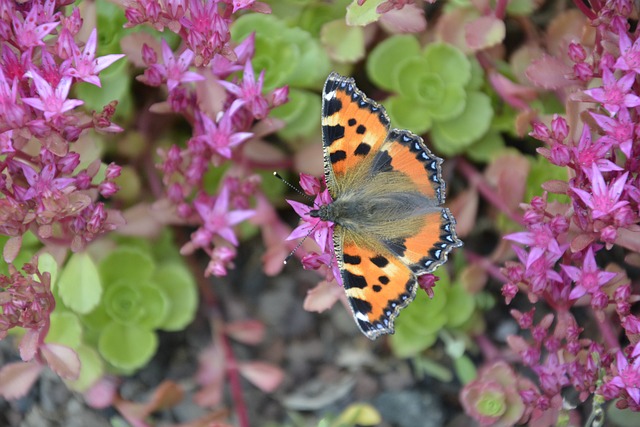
[457, 158, 524, 226]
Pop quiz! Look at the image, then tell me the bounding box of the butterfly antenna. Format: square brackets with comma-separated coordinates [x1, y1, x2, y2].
[273, 172, 314, 202]
[283, 220, 321, 265]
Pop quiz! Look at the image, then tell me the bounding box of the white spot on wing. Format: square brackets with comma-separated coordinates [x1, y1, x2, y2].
[355, 311, 369, 322]
[324, 90, 336, 102]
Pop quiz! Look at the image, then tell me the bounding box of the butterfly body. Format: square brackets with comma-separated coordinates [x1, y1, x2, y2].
[316, 72, 462, 340]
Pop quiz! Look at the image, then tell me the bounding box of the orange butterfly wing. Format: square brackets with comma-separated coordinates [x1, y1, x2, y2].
[319, 73, 462, 339]
[321, 72, 390, 197]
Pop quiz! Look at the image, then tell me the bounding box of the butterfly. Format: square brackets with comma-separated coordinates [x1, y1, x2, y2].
[308, 72, 462, 340]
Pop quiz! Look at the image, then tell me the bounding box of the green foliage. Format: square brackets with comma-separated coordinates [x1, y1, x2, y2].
[390, 268, 476, 358]
[316, 403, 382, 427]
[526, 155, 570, 203]
[231, 14, 331, 141]
[366, 37, 499, 157]
[345, 0, 384, 26]
[0, 232, 41, 276]
[76, 0, 132, 117]
[46, 235, 198, 385]
[58, 252, 103, 315]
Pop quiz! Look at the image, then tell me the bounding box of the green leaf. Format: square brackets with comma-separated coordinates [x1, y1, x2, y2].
[137, 284, 169, 329]
[391, 325, 438, 358]
[431, 91, 493, 153]
[346, 0, 384, 26]
[103, 280, 144, 324]
[37, 253, 59, 290]
[98, 322, 158, 371]
[320, 19, 365, 63]
[298, 3, 346, 36]
[271, 89, 321, 141]
[391, 290, 448, 357]
[385, 96, 432, 135]
[46, 312, 82, 349]
[80, 304, 111, 333]
[426, 85, 467, 121]
[444, 285, 476, 328]
[253, 36, 300, 91]
[154, 264, 198, 331]
[75, 55, 129, 114]
[58, 252, 102, 314]
[506, 0, 537, 15]
[423, 43, 471, 87]
[467, 131, 506, 163]
[98, 246, 155, 286]
[65, 344, 104, 392]
[367, 35, 421, 91]
[526, 155, 570, 203]
[231, 14, 282, 41]
[335, 403, 382, 426]
[454, 354, 477, 385]
[607, 403, 640, 427]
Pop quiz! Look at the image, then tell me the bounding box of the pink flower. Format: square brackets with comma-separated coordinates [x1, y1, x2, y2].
[67, 29, 125, 87]
[614, 30, 640, 74]
[571, 164, 629, 220]
[22, 72, 84, 120]
[12, 5, 58, 49]
[192, 184, 255, 247]
[561, 247, 617, 300]
[192, 99, 253, 159]
[609, 351, 640, 404]
[571, 124, 622, 173]
[583, 68, 640, 116]
[590, 108, 634, 158]
[152, 39, 204, 91]
[218, 61, 269, 119]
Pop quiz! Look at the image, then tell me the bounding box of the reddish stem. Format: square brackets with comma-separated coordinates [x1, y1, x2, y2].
[218, 316, 250, 427]
[572, 0, 597, 20]
[465, 250, 508, 283]
[494, 0, 508, 20]
[595, 312, 620, 351]
[457, 158, 525, 226]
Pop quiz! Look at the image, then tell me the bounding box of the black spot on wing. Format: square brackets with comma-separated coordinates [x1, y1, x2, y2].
[323, 124, 345, 146]
[324, 98, 342, 117]
[384, 238, 407, 257]
[348, 118, 357, 126]
[354, 142, 371, 156]
[330, 150, 347, 164]
[379, 275, 390, 284]
[370, 256, 389, 268]
[370, 150, 393, 173]
[343, 254, 361, 265]
[344, 270, 368, 289]
[372, 285, 382, 292]
[356, 124, 366, 134]
[349, 297, 372, 314]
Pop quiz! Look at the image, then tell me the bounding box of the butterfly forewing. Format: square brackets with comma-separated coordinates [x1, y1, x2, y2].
[322, 72, 390, 197]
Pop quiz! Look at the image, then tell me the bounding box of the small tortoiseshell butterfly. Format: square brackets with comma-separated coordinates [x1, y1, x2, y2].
[309, 72, 462, 340]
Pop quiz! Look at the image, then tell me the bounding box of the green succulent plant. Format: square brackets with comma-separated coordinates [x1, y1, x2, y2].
[231, 13, 331, 141]
[47, 234, 198, 387]
[366, 36, 496, 156]
[75, 0, 133, 118]
[390, 268, 475, 358]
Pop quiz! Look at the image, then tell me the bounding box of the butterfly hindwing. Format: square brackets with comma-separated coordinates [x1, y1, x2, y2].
[322, 72, 390, 197]
[372, 130, 463, 274]
[336, 229, 417, 339]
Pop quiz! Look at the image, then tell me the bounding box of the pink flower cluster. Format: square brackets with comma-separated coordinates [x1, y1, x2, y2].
[125, 0, 288, 276]
[0, 0, 124, 256]
[478, 1, 640, 422]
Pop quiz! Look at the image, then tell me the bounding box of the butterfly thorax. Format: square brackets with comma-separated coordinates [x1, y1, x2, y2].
[309, 191, 438, 239]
